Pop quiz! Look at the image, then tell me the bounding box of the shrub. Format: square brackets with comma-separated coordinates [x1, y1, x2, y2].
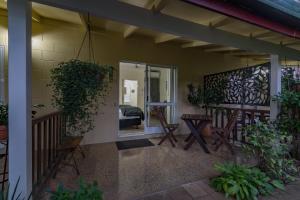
[211, 163, 284, 200]
[244, 122, 298, 182]
[50, 179, 103, 200]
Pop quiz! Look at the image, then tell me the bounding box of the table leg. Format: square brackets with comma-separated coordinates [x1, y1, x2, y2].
[184, 133, 193, 142]
[185, 120, 210, 153]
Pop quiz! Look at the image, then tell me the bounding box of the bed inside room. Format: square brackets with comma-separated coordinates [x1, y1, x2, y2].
[119, 62, 146, 136]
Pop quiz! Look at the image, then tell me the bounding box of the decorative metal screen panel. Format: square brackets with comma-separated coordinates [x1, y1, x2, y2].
[204, 63, 271, 106]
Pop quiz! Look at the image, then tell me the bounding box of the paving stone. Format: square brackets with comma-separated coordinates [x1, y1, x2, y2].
[183, 182, 209, 198]
[193, 180, 216, 194]
[142, 191, 167, 200]
[166, 187, 193, 200]
[210, 192, 227, 200]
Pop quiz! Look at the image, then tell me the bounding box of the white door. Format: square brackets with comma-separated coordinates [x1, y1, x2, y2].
[144, 65, 176, 133]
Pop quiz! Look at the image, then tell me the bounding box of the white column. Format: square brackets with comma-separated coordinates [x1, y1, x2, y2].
[8, 0, 32, 198]
[270, 55, 281, 121]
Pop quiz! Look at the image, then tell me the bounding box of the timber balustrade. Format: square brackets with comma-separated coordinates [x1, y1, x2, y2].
[32, 111, 66, 196]
[206, 106, 270, 144]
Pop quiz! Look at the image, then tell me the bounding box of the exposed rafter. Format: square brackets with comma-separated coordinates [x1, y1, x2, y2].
[251, 31, 277, 39]
[0, 7, 41, 22]
[204, 46, 238, 52]
[79, 14, 88, 29]
[283, 40, 300, 47]
[155, 34, 179, 43]
[225, 51, 264, 56]
[123, 25, 138, 38]
[182, 41, 210, 48]
[209, 16, 235, 28]
[123, 0, 169, 38]
[238, 54, 269, 59]
[152, 0, 169, 12]
[33, 0, 300, 60]
[32, 9, 41, 23]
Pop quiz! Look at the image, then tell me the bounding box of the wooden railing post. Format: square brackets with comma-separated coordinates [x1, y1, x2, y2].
[31, 111, 66, 197]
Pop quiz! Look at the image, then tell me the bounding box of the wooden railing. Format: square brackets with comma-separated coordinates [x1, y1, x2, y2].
[206, 106, 270, 144]
[32, 111, 66, 196]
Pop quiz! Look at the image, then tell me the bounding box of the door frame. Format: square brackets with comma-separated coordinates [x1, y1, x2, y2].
[144, 64, 177, 134]
[118, 60, 177, 138]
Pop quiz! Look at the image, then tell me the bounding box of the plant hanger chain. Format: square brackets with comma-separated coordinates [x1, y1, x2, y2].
[76, 13, 95, 63]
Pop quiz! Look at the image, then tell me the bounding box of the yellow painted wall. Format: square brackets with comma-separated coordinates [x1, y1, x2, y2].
[0, 15, 266, 144]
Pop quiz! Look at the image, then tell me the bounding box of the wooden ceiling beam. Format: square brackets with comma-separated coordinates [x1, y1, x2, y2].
[32, 9, 41, 23]
[204, 46, 239, 52]
[33, 0, 300, 60]
[282, 41, 300, 47]
[155, 34, 179, 43]
[123, 25, 138, 38]
[182, 41, 210, 48]
[0, 8, 41, 22]
[209, 16, 235, 28]
[152, 0, 169, 12]
[251, 30, 277, 39]
[123, 0, 169, 39]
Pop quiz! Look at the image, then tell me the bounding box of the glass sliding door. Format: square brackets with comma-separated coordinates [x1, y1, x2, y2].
[144, 65, 176, 133]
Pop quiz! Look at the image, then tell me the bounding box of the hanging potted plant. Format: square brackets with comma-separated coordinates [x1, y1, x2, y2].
[0, 104, 8, 140]
[49, 60, 113, 136]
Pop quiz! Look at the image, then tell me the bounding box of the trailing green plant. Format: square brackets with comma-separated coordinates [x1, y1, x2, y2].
[187, 84, 203, 106]
[49, 59, 113, 136]
[50, 179, 103, 200]
[0, 103, 8, 126]
[211, 163, 284, 200]
[244, 122, 298, 182]
[187, 80, 227, 107]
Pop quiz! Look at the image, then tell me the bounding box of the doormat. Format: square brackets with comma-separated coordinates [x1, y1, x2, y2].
[116, 139, 155, 150]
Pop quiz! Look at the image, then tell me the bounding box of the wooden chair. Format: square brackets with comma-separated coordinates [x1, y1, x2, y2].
[212, 110, 239, 154]
[154, 106, 179, 147]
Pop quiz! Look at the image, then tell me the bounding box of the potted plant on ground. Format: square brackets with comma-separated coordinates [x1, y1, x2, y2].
[0, 104, 8, 140]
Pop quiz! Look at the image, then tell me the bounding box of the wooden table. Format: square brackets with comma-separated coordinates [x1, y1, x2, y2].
[181, 114, 212, 153]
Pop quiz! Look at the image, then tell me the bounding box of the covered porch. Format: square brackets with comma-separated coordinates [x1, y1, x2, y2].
[1, 0, 300, 199]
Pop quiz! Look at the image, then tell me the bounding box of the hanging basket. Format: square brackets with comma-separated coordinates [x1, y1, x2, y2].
[0, 125, 8, 141]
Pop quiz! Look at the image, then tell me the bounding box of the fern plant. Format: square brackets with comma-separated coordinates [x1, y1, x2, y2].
[50, 179, 103, 200]
[211, 163, 284, 200]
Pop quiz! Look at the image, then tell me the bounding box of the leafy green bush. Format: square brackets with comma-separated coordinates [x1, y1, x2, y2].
[187, 81, 227, 106]
[50, 179, 103, 200]
[49, 59, 113, 136]
[187, 84, 203, 106]
[244, 122, 298, 182]
[211, 163, 284, 200]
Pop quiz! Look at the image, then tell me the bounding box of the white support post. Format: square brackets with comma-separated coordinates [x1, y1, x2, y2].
[8, 0, 32, 198]
[270, 55, 281, 121]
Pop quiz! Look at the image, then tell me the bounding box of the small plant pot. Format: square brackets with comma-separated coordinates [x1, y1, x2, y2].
[202, 123, 212, 137]
[0, 125, 7, 141]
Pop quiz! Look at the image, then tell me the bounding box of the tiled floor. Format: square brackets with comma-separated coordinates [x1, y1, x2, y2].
[43, 136, 299, 200]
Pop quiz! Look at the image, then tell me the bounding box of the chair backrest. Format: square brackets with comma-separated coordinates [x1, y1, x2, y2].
[154, 106, 168, 128]
[225, 110, 239, 133]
